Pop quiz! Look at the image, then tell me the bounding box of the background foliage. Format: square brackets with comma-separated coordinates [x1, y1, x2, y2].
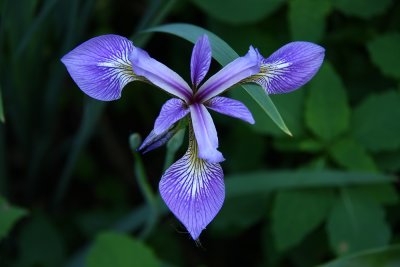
[1, 0, 400, 266]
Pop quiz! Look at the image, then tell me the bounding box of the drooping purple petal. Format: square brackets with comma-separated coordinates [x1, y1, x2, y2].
[154, 98, 189, 135]
[190, 103, 224, 163]
[61, 35, 138, 101]
[190, 35, 212, 87]
[246, 42, 325, 94]
[195, 46, 260, 102]
[129, 46, 192, 102]
[159, 133, 225, 240]
[137, 128, 176, 154]
[206, 96, 255, 124]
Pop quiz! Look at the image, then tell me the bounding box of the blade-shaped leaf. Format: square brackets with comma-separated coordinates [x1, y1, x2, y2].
[144, 23, 292, 136]
[225, 170, 395, 197]
[0, 87, 4, 123]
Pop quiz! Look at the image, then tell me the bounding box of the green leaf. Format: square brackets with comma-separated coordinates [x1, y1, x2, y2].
[288, 0, 332, 42]
[0, 196, 28, 239]
[355, 184, 399, 205]
[87, 232, 159, 267]
[211, 194, 269, 237]
[272, 188, 334, 251]
[329, 138, 377, 171]
[367, 33, 400, 80]
[327, 188, 391, 256]
[319, 244, 400, 267]
[0, 86, 4, 123]
[15, 214, 66, 267]
[145, 23, 291, 136]
[333, 0, 392, 19]
[191, 0, 285, 24]
[352, 90, 400, 151]
[305, 62, 350, 142]
[225, 171, 395, 197]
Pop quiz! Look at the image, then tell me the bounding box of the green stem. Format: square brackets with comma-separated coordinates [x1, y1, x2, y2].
[133, 152, 158, 239]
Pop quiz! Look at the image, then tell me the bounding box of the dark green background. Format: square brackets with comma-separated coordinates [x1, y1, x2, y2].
[1, 0, 400, 266]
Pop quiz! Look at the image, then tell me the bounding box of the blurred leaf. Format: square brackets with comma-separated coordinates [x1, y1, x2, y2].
[333, 0, 392, 19]
[288, 0, 332, 42]
[191, 0, 285, 24]
[0, 196, 28, 239]
[327, 188, 391, 256]
[211, 194, 269, 237]
[329, 138, 377, 171]
[233, 88, 306, 137]
[367, 33, 400, 80]
[305, 62, 350, 142]
[226, 171, 394, 197]
[272, 188, 334, 251]
[15, 214, 66, 267]
[375, 150, 400, 172]
[352, 90, 400, 151]
[147, 23, 292, 136]
[86, 232, 159, 267]
[320, 244, 400, 267]
[0, 87, 4, 123]
[355, 184, 399, 205]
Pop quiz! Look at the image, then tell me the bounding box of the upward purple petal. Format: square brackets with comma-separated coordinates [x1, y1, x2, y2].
[206, 96, 255, 124]
[190, 103, 224, 163]
[246, 42, 325, 94]
[129, 47, 192, 102]
[190, 35, 212, 87]
[195, 46, 260, 102]
[159, 132, 225, 240]
[154, 98, 189, 135]
[61, 35, 137, 101]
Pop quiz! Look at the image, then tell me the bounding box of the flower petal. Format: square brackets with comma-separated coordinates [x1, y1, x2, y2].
[190, 103, 224, 163]
[61, 34, 138, 101]
[154, 98, 189, 135]
[206, 96, 255, 124]
[129, 46, 192, 102]
[138, 128, 176, 154]
[191, 35, 212, 87]
[245, 42, 325, 94]
[195, 46, 260, 102]
[159, 133, 225, 240]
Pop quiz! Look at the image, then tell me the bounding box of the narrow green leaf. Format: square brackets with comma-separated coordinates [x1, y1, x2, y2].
[289, 0, 332, 42]
[0, 86, 4, 123]
[327, 188, 391, 256]
[225, 171, 394, 197]
[329, 138, 377, 171]
[319, 244, 400, 267]
[145, 23, 291, 136]
[0, 196, 28, 239]
[352, 90, 400, 151]
[367, 33, 400, 80]
[272, 188, 334, 251]
[333, 0, 392, 19]
[191, 0, 285, 24]
[86, 232, 159, 267]
[305, 62, 350, 142]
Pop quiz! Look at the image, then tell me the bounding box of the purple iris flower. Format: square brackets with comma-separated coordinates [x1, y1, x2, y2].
[61, 34, 324, 239]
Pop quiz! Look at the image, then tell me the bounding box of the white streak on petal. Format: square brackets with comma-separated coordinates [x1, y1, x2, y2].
[61, 34, 138, 101]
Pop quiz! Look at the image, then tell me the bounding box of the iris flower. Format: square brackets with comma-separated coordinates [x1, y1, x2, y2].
[61, 34, 324, 239]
